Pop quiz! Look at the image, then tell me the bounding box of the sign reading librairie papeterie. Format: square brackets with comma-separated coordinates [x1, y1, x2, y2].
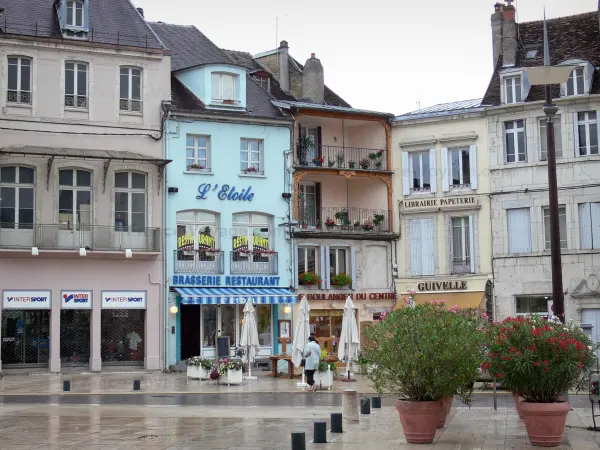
[101, 291, 147, 309]
[2, 290, 51, 309]
[402, 196, 477, 211]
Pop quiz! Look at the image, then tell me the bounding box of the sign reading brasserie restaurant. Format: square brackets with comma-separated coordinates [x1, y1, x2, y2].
[417, 281, 467, 291]
[403, 196, 477, 211]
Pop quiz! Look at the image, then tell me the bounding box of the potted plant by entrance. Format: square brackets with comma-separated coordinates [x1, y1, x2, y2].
[331, 273, 352, 289]
[484, 315, 597, 447]
[315, 360, 336, 390]
[215, 357, 244, 385]
[363, 303, 481, 444]
[186, 356, 212, 380]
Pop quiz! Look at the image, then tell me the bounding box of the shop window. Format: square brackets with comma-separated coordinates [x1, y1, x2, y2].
[58, 168, 92, 230]
[297, 246, 319, 285]
[240, 304, 272, 346]
[1, 310, 50, 365]
[202, 305, 217, 347]
[100, 310, 145, 363]
[60, 310, 91, 365]
[114, 171, 146, 232]
[176, 210, 220, 273]
[309, 309, 357, 355]
[515, 295, 552, 317]
[0, 165, 35, 229]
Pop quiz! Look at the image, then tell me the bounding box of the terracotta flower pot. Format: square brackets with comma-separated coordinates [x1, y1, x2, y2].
[520, 401, 569, 447]
[437, 396, 454, 428]
[396, 400, 442, 444]
[514, 394, 524, 419]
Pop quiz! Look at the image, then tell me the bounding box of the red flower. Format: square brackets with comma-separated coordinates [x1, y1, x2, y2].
[543, 360, 549, 365]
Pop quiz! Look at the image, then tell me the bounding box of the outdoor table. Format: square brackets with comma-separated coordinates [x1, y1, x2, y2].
[269, 354, 295, 379]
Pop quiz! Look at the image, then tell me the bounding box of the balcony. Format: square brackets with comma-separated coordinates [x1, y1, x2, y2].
[230, 251, 278, 275]
[174, 250, 225, 274]
[0, 223, 161, 252]
[299, 207, 391, 232]
[295, 145, 388, 171]
[451, 258, 473, 275]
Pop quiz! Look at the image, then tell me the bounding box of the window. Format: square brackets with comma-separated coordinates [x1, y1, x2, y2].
[58, 169, 91, 230]
[65, 62, 87, 108]
[114, 172, 146, 232]
[211, 72, 236, 103]
[240, 139, 263, 174]
[505, 120, 526, 163]
[504, 75, 522, 104]
[176, 211, 220, 272]
[297, 246, 319, 282]
[231, 213, 274, 273]
[329, 247, 348, 277]
[566, 67, 585, 96]
[119, 67, 142, 112]
[451, 217, 472, 274]
[0, 166, 35, 229]
[410, 151, 430, 192]
[542, 206, 567, 250]
[253, 75, 269, 91]
[409, 218, 435, 276]
[449, 147, 470, 188]
[576, 111, 598, 156]
[539, 117, 562, 160]
[66, 0, 84, 27]
[516, 295, 552, 316]
[7, 57, 31, 104]
[255, 305, 272, 346]
[507, 208, 531, 254]
[579, 202, 600, 249]
[186, 135, 210, 171]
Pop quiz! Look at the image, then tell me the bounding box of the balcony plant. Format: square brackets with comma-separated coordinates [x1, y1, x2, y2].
[334, 209, 350, 226]
[325, 218, 336, 228]
[363, 303, 481, 443]
[331, 273, 352, 288]
[362, 222, 374, 231]
[373, 214, 385, 228]
[187, 163, 205, 171]
[315, 220, 322, 230]
[336, 152, 345, 168]
[483, 315, 597, 446]
[348, 160, 357, 169]
[299, 271, 321, 286]
[328, 158, 335, 167]
[186, 356, 212, 380]
[353, 220, 361, 228]
[375, 161, 383, 169]
[359, 158, 370, 170]
[368, 152, 380, 160]
[298, 135, 315, 165]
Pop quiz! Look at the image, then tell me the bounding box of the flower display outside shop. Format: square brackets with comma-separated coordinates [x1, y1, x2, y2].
[185, 356, 212, 370]
[331, 273, 352, 287]
[209, 358, 244, 381]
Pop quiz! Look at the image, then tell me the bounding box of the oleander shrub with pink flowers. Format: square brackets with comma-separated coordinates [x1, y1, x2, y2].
[483, 316, 597, 403]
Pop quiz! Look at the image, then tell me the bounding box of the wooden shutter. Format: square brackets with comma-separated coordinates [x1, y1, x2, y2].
[469, 144, 478, 190]
[441, 147, 449, 192]
[401, 151, 410, 196]
[429, 148, 437, 194]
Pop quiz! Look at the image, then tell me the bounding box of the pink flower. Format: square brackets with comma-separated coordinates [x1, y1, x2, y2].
[408, 290, 416, 295]
[380, 312, 387, 319]
[404, 297, 411, 304]
[482, 312, 488, 318]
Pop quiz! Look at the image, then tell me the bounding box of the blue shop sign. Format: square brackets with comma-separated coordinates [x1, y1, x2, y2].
[197, 183, 254, 202]
[172, 275, 281, 287]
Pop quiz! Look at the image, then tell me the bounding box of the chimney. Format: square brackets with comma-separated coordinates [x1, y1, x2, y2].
[278, 40, 289, 92]
[501, 1, 518, 67]
[136, 7, 144, 17]
[491, 3, 504, 68]
[301, 53, 324, 104]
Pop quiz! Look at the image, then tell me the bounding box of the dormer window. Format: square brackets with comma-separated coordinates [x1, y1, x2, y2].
[566, 66, 585, 96]
[253, 75, 270, 92]
[211, 72, 237, 104]
[504, 75, 522, 104]
[66, 0, 84, 28]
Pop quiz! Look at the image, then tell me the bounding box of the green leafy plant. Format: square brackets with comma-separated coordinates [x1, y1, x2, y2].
[331, 273, 352, 287]
[216, 357, 243, 376]
[318, 360, 337, 372]
[373, 214, 385, 227]
[483, 316, 597, 403]
[359, 158, 370, 169]
[368, 152, 379, 160]
[348, 160, 357, 168]
[363, 303, 482, 405]
[299, 271, 321, 286]
[186, 356, 212, 370]
[336, 152, 346, 167]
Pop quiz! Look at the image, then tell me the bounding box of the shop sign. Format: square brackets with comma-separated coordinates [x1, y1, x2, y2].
[171, 275, 281, 287]
[297, 292, 396, 301]
[232, 235, 268, 252]
[101, 290, 146, 309]
[177, 232, 216, 251]
[197, 183, 254, 202]
[402, 196, 477, 211]
[417, 281, 467, 291]
[61, 290, 92, 309]
[2, 290, 51, 309]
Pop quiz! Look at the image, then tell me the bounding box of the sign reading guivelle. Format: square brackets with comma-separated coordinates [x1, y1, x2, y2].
[403, 196, 477, 210]
[418, 281, 467, 291]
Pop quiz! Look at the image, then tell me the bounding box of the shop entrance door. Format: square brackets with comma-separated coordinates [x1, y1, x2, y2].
[1, 310, 51, 366]
[180, 304, 201, 360]
[200, 305, 239, 358]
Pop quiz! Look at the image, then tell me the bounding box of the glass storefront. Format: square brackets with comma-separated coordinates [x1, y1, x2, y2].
[1, 310, 50, 366]
[101, 310, 145, 363]
[60, 310, 91, 366]
[309, 309, 357, 355]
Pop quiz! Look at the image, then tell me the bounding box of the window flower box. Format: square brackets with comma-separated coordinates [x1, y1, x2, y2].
[187, 164, 206, 171]
[331, 273, 352, 289]
[299, 272, 321, 287]
[243, 167, 259, 174]
[312, 156, 324, 167]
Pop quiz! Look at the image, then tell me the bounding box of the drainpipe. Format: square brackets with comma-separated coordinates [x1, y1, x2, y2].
[148, 271, 162, 370]
[162, 109, 171, 370]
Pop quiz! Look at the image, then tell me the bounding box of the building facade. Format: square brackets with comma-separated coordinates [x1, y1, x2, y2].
[149, 24, 295, 368]
[483, 2, 600, 328]
[392, 101, 494, 313]
[0, 1, 171, 372]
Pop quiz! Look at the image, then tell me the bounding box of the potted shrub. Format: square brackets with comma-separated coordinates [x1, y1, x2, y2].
[215, 357, 244, 385]
[359, 158, 370, 170]
[186, 356, 212, 380]
[312, 156, 324, 167]
[298, 135, 314, 165]
[368, 152, 379, 161]
[187, 163, 205, 171]
[348, 160, 357, 169]
[363, 303, 481, 444]
[353, 220, 361, 228]
[375, 161, 383, 169]
[336, 152, 345, 168]
[362, 222, 374, 231]
[327, 158, 335, 167]
[299, 271, 321, 287]
[373, 214, 385, 228]
[325, 218, 336, 229]
[315, 220, 322, 230]
[484, 316, 597, 447]
[315, 360, 336, 390]
[331, 273, 352, 288]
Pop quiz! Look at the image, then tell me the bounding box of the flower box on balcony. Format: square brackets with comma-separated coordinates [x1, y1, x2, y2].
[187, 164, 206, 171]
[235, 251, 252, 258]
[331, 273, 352, 289]
[204, 249, 221, 256]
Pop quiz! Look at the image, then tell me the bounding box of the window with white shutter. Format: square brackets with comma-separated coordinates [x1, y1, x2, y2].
[409, 218, 435, 276]
[539, 117, 563, 160]
[507, 208, 531, 254]
[409, 152, 431, 193]
[579, 202, 600, 249]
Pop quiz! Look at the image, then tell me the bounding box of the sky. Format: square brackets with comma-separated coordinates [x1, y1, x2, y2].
[135, 0, 598, 115]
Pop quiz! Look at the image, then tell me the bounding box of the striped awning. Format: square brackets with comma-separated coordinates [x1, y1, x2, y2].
[175, 287, 297, 305]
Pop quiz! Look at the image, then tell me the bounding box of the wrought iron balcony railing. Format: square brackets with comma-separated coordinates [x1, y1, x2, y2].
[174, 250, 225, 274]
[451, 258, 473, 275]
[0, 223, 160, 252]
[298, 207, 391, 232]
[230, 251, 278, 275]
[295, 145, 388, 171]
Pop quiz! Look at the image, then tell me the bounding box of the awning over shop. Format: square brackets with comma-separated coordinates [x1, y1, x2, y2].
[394, 291, 486, 311]
[175, 287, 297, 305]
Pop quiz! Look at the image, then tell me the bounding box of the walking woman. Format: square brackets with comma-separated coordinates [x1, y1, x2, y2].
[303, 336, 321, 392]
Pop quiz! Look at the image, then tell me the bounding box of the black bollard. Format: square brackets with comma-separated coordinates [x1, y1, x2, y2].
[330, 413, 343, 433]
[291, 432, 306, 450]
[313, 421, 327, 444]
[360, 397, 371, 415]
[133, 380, 141, 391]
[372, 396, 382, 408]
